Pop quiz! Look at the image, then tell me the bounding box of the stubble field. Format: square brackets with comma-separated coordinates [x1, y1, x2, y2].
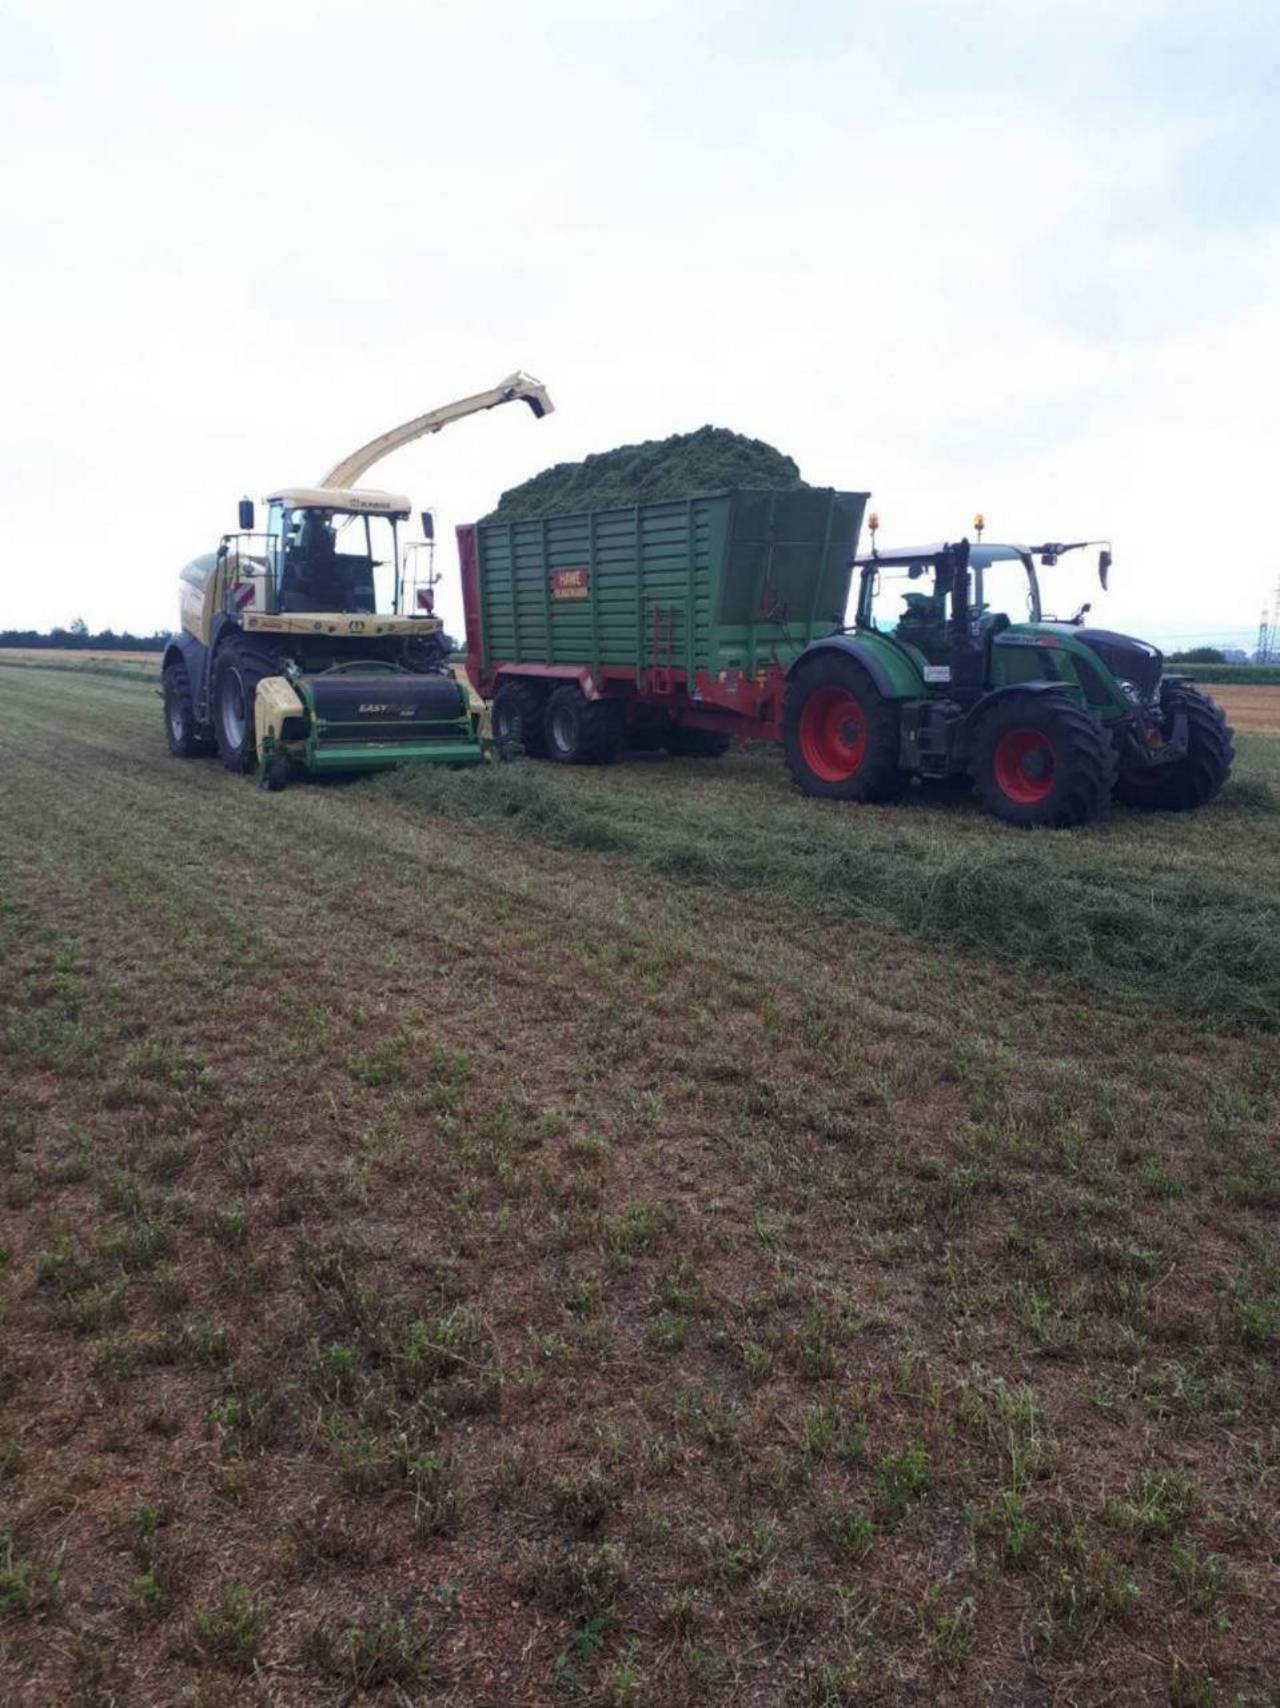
[0, 663, 1277, 1706]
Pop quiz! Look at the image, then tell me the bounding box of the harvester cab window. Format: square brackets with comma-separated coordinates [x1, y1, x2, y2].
[278, 508, 389, 615]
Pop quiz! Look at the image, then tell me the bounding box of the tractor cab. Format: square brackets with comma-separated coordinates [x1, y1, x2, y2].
[853, 533, 1111, 699]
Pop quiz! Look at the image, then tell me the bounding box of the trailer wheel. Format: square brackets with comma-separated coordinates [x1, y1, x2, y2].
[162, 663, 213, 758]
[492, 679, 548, 757]
[783, 654, 905, 801]
[665, 725, 731, 759]
[544, 686, 624, 765]
[212, 638, 280, 774]
[973, 694, 1115, 828]
[1114, 684, 1234, 811]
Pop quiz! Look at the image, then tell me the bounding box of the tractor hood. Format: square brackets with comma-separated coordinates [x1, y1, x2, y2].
[1074, 628, 1162, 700]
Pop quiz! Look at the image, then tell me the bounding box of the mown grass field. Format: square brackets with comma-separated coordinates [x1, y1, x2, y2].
[1, 663, 1277, 1706]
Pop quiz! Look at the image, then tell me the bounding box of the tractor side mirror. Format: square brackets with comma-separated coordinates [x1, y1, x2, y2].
[1098, 548, 1111, 591]
[238, 497, 255, 531]
[420, 511, 435, 541]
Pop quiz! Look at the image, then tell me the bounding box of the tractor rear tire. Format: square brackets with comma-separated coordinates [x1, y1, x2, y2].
[543, 686, 624, 764]
[491, 679, 549, 757]
[162, 662, 213, 758]
[1114, 684, 1234, 811]
[782, 654, 906, 802]
[973, 694, 1115, 828]
[665, 725, 731, 759]
[212, 638, 280, 774]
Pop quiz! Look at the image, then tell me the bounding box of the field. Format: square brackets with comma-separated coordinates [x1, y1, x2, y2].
[1, 663, 1277, 1706]
[0, 649, 161, 669]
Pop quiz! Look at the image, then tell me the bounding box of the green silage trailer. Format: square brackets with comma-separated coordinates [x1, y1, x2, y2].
[458, 486, 868, 759]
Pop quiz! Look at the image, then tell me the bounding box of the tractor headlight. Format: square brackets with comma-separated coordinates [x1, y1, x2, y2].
[1118, 680, 1142, 704]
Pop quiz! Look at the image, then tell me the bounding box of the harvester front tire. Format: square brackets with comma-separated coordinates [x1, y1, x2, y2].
[544, 686, 624, 765]
[782, 654, 905, 802]
[1114, 684, 1234, 812]
[974, 695, 1115, 828]
[162, 663, 212, 758]
[665, 725, 731, 759]
[491, 679, 549, 757]
[212, 639, 279, 775]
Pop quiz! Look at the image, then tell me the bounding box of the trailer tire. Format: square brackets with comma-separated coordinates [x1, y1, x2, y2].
[492, 679, 548, 757]
[665, 726, 731, 759]
[783, 654, 906, 802]
[973, 693, 1115, 828]
[162, 663, 213, 758]
[212, 637, 281, 774]
[1114, 684, 1234, 811]
[544, 686, 624, 765]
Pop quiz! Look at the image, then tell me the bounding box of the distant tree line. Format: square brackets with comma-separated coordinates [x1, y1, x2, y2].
[1167, 647, 1227, 664]
[0, 619, 167, 652]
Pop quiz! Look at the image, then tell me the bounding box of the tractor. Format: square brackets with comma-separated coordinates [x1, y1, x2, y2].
[160, 372, 553, 789]
[781, 523, 1234, 826]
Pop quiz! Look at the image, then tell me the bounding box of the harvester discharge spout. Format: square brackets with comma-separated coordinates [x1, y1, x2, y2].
[321, 371, 555, 490]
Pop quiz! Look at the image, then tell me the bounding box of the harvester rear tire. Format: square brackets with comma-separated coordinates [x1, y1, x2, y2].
[212, 638, 281, 774]
[1114, 684, 1234, 811]
[665, 726, 731, 759]
[782, 654, 906, 802]
[491, 679, 549, 757]
[162, 663, 213, 758]
[544, 686, 624, 765]
[973, 694, 1115, 828]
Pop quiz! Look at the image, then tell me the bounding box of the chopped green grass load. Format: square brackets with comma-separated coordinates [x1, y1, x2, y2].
[484, 425, 806, 522]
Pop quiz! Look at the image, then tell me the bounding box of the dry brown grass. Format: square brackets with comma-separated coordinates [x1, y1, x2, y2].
[1208, 683, 1280, 731]
[0, 648, 160, 666]
[0, 665, 1276, 1706]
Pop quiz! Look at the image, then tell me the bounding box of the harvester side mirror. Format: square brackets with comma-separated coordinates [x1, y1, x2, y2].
[1098, 548, 1111, 591]
[238, 497, 255, 531]
[420, 511, 435, 541]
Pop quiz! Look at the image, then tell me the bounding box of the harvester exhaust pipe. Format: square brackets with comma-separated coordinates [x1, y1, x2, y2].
[322, 371, 555, 490]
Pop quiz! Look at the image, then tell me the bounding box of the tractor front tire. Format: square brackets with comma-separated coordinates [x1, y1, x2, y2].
[1114, 684, 1234, 811]
[543, 686, 624, 765]
[212, 639, 279, 774]
[162, 663, 212, 758]
[974, 695, 1115, 828]
[782, 654, 905, 802]
[491, 679, 549, 757]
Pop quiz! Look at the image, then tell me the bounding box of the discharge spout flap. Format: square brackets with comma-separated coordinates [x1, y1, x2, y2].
[321, 372, 554, 490]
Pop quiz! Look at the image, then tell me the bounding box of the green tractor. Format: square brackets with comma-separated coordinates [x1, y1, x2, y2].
[782, 529, 1234, 826]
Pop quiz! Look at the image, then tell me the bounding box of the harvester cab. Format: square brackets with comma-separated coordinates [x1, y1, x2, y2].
[160, 372, 553, 789]
[781, 523, 1234, 826]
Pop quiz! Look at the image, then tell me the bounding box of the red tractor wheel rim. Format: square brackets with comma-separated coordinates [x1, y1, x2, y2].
[799, 687, 867, 782]
[993, 727, 1056, 804]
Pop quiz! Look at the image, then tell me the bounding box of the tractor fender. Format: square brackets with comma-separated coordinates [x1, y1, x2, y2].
[787, 634, 918, 700]
[964, 679, 1082, 729]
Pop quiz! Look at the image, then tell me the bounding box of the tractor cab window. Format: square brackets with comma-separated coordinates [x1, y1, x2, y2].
[972, 552, 1039, 626]
[277, 508, 399, 614]
[867, 562, 951, 666]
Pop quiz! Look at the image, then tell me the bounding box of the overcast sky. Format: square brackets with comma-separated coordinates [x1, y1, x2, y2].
[3, 0, 1277, 648]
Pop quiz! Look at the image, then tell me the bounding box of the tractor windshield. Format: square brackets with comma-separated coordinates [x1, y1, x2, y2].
[276, 508, 400, 615]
